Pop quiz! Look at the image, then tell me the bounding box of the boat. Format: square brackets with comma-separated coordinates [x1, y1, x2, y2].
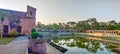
[48, 42, 68, 53]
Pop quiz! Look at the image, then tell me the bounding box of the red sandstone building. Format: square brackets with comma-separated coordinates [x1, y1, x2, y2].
[0, 5, 36, 35]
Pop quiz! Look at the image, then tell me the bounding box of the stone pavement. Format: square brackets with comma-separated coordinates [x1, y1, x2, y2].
[0, 45, 4, 48]
[0, 36, 63, 54]
[0, 36, 29, 54]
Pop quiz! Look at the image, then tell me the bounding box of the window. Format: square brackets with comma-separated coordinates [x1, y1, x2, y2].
[3, 25, 8, 34]
[30, 11, 32, 15]
[17, 26, 22, 33]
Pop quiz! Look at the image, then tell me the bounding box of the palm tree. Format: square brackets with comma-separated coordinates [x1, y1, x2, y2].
[0, 11, 10, 39]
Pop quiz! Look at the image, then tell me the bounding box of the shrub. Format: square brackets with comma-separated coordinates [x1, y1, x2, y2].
[9, 31, 19, 36]
[31, 28, 36, 34]
[31, 32, 39, 39]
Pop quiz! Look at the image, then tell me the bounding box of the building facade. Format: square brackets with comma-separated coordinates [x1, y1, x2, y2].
[0, 5, 36, 35]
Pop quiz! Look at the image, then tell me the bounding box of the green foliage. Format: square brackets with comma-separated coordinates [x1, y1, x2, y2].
[106, 45, 117, 48]
[0, 11, 10, 23]
[67, 22, 76, 30]
[31, 28, 36, 33]
[9, 31, 19, 36]
[31, 32, 39, 39]
[52, 38, 59, 43]
[52, 23, 59, 30]
[37, 18, 120, 31]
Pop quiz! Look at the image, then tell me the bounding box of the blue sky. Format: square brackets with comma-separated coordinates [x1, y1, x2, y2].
[0, 0, 120, 24]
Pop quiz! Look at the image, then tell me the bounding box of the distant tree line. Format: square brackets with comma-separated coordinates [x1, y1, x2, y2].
[37, 18, 120, 32]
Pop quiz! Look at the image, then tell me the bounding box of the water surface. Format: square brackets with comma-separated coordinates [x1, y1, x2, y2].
[51, 37, 119, 54]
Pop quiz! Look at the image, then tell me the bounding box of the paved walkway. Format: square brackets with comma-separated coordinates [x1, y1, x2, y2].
[0, 36, 29, 54]
[0, 36, 63, 54]
[0, 45, 4, 48]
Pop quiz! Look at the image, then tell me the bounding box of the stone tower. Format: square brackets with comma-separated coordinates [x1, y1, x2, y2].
[26, 5, 36, 19]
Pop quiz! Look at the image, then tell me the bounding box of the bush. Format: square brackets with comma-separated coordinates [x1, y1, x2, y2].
[31, 32, 39, 39]
[31, 28, 36, 34]
[9, 31, 19, 36]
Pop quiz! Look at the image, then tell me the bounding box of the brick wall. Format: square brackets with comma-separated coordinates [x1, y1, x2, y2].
[21, 18, 35, 34]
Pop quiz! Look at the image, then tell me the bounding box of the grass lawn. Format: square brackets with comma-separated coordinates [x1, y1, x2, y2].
[0, 38, 15, 45]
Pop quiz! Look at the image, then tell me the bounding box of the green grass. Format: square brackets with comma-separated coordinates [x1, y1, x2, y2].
[0, 38, 14, 45]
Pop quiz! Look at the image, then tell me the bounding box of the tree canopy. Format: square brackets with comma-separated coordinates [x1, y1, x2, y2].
[0, 11, 10, 23]
[37, 18, 120, 32]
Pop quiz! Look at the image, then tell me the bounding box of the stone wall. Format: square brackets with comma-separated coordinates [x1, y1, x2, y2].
[21, 18, 35, 34]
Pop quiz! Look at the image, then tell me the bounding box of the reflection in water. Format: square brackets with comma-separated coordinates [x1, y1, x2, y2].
[51, 37, 119, 54]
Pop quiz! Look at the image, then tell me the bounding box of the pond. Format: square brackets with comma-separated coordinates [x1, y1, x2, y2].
[51, 37, 120, 54]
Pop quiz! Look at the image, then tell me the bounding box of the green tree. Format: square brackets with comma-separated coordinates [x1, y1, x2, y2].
[105, 20, 119, 30]
[99, 22, 107, 30]
[63, 23, 70, 31]
[37, 22, 45, 31]
[52, 23, 59, 30]
[58, 23, 63, 31]
[67, 22, 76, 31]
[87, 18, 100, 30]
[76, 21, 90, 32]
